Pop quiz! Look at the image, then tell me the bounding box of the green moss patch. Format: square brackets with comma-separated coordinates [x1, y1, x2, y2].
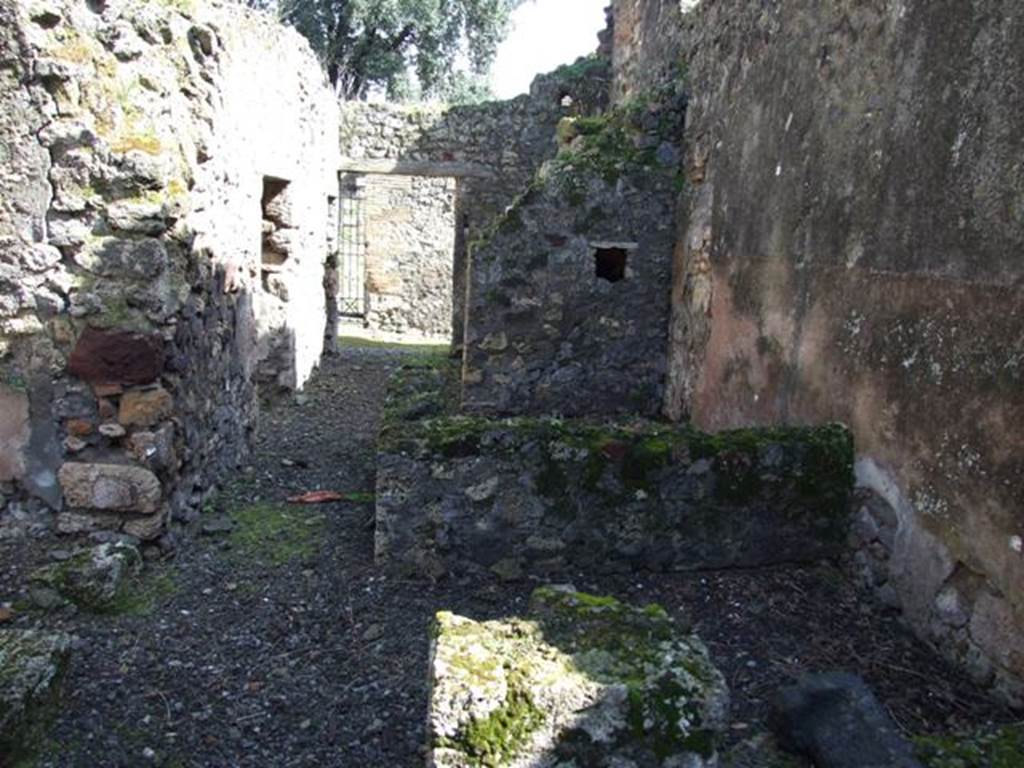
[105, 568, 180, 616]
[228, 504, 325, 567]
[453, 669, 545, 767]
[915, 723, 1024, 768]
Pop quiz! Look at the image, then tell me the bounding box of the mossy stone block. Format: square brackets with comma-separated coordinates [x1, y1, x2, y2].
[0, 630, 71, 761]
[428, 586, 728, 767]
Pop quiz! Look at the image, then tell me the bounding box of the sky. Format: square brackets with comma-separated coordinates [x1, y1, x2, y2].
[490, 0, 608, 99]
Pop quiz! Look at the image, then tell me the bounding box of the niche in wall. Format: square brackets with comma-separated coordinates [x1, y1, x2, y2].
[261, 177, 293, 296]
[594, 246, 629, 283]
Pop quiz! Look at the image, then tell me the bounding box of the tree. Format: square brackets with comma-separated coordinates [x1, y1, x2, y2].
[263, 0, 522, 101]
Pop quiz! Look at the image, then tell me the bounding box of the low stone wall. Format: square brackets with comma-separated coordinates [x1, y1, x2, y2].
[376, 364, 854, 579]
[0, 0, 337, 542]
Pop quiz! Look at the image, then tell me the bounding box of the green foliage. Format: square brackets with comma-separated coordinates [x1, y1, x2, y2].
[548, 53, 609, 83]
[271, 0, 523, 100]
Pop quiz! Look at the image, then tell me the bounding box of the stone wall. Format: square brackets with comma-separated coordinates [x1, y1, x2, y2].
[377, 363, 854, 580]
[358, 174, 456, 341]
[663, 0, 1024, 703]
[608, 0, 690, 103]
[0, 0, 337, 542]
[338, 57, 611, 343]
[461, 98, 685, 418]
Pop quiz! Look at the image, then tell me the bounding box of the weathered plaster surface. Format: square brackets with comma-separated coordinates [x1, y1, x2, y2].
[665, 0, 1024, 702]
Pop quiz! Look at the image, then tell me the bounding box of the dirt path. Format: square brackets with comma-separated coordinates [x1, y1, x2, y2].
[3, 348, 1014, 767]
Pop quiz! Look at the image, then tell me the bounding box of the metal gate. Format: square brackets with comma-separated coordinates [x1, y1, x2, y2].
[337, 179, 366, 317]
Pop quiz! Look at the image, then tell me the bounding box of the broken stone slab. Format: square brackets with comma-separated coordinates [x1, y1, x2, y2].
[58, 462, 162, 515]
[0, 630, 72, 761]
[771, 672, 923, 768]
[28, 541, 142, 612]
[428, 585, 729, 767]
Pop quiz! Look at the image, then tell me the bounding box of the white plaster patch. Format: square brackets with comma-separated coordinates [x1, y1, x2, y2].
[855, 458, 956, 625]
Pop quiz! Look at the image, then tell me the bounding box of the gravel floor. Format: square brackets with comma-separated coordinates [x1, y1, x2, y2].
[0, 347, 1016, 767]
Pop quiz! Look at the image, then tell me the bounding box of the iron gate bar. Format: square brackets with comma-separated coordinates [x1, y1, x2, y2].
[338, 184, 365, 317]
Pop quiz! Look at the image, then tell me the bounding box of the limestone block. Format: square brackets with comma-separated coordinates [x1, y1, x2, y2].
[122, 510, 166, 540]
[54, 511, 124, 535]
[118, 386, 173, 428]
[0, 630, 71, 761]
[128, 424, 177, 473]
[58, 462, 162, 515]
[0, 385, 29, 482]
[428, 586, 728, 767]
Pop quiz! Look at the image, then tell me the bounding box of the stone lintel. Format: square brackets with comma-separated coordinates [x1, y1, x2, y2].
[338, 158, 494, 179]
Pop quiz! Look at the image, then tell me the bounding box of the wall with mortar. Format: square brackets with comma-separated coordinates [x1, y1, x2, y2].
[459, 97, 686, 418]
[356, 174, 456, 341]
[337, 58, 611, 344]
[608, 0, 690, 103]
[660, 0, 1024, 704]
[0, 0, 337, 543]
[379, 363, 854, 581]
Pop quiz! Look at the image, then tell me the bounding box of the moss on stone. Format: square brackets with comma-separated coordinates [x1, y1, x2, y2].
[551, 105, 661, 188]
[431, 590, 726, 766]
[687, 422, 854, 514]
[381, 359, 853, 515]
[451, 669, 545, 767]
[620, 436, 675, 490]
[1, 365, 27, 393]
[0, 632, 71, 764]
[110, 130, 163, 155]
[28, 544, 149, 614]
[529, 587, 725, 760]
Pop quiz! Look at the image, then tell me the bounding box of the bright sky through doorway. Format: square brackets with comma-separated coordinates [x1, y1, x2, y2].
[490, 0, 608, 99]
